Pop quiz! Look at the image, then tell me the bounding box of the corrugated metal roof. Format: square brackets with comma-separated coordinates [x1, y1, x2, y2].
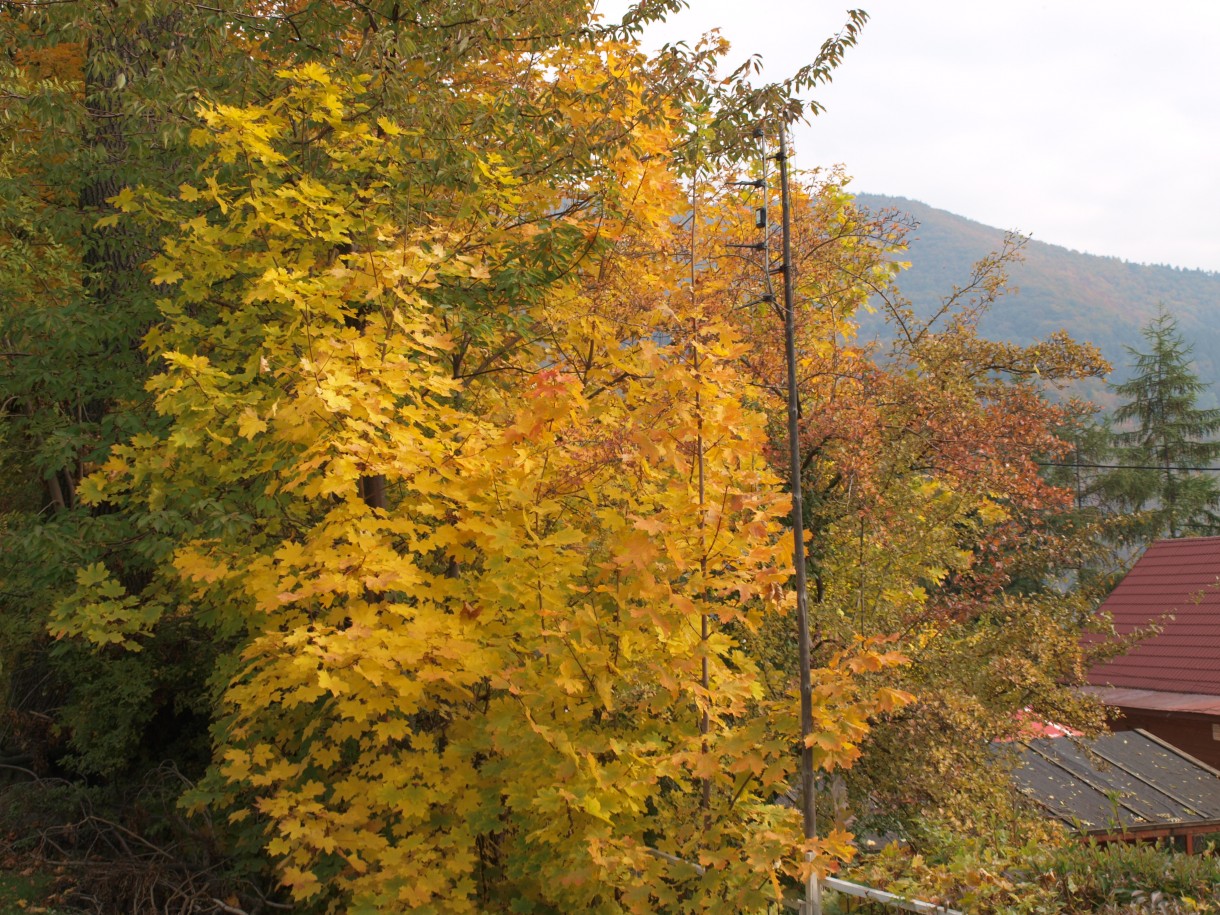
[1012, 730, 1220, 832]
[1088, 536, 1220, 695]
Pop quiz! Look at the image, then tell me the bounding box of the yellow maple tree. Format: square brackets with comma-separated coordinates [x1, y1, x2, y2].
[51, 19, 910, 912]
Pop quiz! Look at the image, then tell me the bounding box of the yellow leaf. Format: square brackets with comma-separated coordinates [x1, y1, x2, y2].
[238, 409, 268, 439]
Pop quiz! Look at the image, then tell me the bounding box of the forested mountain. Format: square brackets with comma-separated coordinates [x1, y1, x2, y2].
[854, 193, 1220, 406]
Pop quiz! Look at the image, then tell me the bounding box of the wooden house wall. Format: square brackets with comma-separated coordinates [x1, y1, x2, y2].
[1111, 707, 1220, 770]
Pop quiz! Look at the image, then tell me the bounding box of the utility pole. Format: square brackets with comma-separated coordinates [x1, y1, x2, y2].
[732, 124, 819, 915]
[776, 126, 819, 915]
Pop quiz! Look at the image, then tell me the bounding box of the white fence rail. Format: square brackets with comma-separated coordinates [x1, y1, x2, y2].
[645, 847, 962, 914]
[810, 876, 962, 914]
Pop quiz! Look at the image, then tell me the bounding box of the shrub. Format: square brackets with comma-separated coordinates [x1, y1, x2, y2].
[838, 814, 1220, 914]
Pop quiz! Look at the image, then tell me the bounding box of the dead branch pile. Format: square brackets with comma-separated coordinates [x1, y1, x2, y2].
[0, 763, 285, 915]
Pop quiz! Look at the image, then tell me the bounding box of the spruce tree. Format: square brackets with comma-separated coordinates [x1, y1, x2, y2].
[1104, 308, 1220, 541]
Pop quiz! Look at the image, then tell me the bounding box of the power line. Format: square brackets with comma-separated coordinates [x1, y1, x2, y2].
[1037, 461, 1220, 472]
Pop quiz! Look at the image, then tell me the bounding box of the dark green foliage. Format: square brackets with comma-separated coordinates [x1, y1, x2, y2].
[1101, 308, 1220, 543]
[1035, 411, 1134, 593]
[0, 0, 279, 791]
[1045, 412, 1118, 516]
[1048, 840, 1220, 912]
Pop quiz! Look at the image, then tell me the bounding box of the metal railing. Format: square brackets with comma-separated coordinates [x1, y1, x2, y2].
[780, 877, 962, 914]
[647, 848, 962, 914]
[819, 876, 962, 914]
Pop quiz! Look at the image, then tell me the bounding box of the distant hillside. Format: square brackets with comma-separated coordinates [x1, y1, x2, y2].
[853, 194, 1220, 408]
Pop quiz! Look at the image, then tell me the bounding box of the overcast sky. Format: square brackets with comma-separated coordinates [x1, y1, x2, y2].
[598, 1, 1220, 272]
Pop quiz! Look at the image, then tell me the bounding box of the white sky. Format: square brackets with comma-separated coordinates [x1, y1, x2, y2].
[598, 1, 1220, 272]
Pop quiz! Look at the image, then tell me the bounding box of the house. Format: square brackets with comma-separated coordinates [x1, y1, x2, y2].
[1084, 536, 1220, 769]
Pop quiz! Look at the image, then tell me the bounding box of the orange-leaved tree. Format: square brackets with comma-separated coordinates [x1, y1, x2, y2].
[711, 176, 1111, 816]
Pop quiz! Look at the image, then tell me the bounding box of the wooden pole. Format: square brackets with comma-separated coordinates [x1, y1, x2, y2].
[776, 126, 819, 915]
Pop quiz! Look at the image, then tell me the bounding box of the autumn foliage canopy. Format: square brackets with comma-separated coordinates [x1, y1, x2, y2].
[0, 1, 1108, 912]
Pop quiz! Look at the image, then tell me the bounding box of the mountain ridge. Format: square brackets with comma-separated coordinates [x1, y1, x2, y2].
[853, 193, 1220, 406]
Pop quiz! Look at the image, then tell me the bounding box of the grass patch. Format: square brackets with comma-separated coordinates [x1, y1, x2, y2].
[0, 865, 71, 914]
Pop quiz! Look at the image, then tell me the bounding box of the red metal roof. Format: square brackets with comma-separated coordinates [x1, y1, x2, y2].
[1088, 536, 1220, 695]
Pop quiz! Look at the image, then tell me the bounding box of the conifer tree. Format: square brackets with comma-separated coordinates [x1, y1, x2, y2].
[1104, 308, 1220, 542]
